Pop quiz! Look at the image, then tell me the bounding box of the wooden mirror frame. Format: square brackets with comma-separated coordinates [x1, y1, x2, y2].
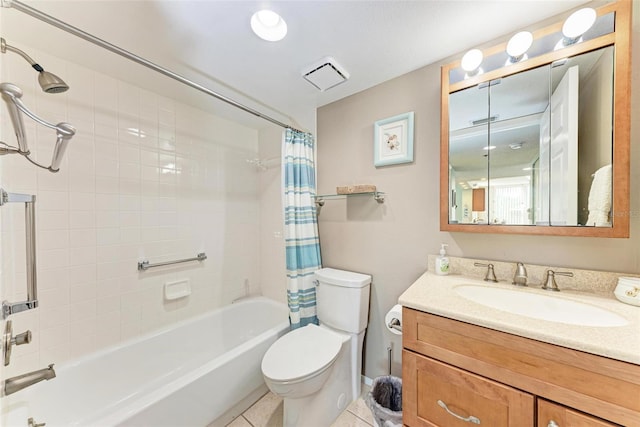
[440, 1, 631, 238]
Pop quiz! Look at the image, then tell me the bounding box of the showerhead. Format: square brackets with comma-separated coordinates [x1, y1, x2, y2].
[1, 37, 69, 94]
[38, 71, 69, 94]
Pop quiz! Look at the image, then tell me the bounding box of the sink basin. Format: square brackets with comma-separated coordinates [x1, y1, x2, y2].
[455, 285, 628, 327]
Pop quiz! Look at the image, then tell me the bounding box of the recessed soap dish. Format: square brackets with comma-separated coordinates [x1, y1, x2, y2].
[165, 279, 191, 300]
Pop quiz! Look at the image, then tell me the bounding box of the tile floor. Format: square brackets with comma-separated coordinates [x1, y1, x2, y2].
[226, 385, 374, 427]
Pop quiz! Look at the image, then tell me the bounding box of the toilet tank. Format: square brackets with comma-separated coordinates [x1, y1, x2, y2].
[315, 268, 371, 334]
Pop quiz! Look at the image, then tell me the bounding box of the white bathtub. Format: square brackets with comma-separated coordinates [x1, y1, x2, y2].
[1, 297, 289, 427]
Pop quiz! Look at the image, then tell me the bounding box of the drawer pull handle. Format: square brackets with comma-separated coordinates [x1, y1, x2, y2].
[548, 421, 559, 427]
[437, 400, 481, 424]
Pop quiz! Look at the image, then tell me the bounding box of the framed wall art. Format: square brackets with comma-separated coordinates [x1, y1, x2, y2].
[373, 111, 414, 167]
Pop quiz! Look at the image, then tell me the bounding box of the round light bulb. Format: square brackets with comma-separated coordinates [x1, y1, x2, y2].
[257, 10, 279, 27]
[461, 49, 483, 73]
[562, 8, 597, 40]
[506, 31, 533, 59]
[251, 10, 287, 41]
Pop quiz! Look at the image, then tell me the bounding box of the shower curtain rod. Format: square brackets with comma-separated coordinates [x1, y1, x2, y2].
[2, 0, 305, 133]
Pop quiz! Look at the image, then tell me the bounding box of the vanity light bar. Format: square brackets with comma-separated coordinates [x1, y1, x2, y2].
[461, 7, 598, 79]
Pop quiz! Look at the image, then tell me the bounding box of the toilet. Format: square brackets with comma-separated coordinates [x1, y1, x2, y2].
[261, 268, 371, 427]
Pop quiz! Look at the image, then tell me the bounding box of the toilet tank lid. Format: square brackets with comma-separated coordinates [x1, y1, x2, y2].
[314, 268, 371, 288]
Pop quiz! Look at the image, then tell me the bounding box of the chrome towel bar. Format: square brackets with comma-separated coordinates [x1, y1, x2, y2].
[138, 252, 207, 271]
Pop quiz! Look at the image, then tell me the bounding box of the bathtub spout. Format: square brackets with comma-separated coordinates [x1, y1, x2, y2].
[4, 364, 56, 396]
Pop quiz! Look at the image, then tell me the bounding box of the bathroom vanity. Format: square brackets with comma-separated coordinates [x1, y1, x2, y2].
[399, 272, 640, 427]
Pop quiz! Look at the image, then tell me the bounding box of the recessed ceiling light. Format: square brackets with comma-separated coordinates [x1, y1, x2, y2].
[483, 145, 496, 151]
[251, 10, 287, 42]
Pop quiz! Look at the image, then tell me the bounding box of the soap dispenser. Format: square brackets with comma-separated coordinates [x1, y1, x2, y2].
[435, 244, 450, 276]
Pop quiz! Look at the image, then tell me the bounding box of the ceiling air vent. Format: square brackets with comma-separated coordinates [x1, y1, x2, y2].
[302, 56, 349, 91]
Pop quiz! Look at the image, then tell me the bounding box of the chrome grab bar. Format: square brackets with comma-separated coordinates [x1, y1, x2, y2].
[1, 188, 38, 319]
[138, 252, 207, 271]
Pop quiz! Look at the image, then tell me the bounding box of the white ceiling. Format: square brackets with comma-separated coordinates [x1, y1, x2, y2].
[1, 0, 589, 132]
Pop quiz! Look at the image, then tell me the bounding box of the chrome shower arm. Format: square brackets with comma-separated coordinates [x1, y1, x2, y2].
[0, 37, 42, 71]
[1, 36, 68, 93]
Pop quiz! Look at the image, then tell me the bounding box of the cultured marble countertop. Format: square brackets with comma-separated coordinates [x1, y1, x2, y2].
[398, 272, 640, 365]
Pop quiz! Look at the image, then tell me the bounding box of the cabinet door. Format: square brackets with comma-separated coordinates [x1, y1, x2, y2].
[403, 350, 535, 427]
[538, 399, 622, 427]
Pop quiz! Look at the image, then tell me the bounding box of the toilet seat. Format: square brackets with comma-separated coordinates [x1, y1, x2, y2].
[262, 324, 343, 384]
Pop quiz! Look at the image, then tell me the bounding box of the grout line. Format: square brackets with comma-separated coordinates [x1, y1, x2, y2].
[346, 398, 374, 426]
[348, 410, 374, 426]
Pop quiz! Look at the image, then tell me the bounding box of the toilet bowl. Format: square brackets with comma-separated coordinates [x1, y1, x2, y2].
[261, 324, 346, 398]
[262, 324, 352, 426]
[261, 268, 372, 427]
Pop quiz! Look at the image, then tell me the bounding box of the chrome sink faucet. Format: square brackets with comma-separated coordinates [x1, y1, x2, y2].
[3, 364, 56, 396]
[512, 262, 528, 287]
[541, 269, 574, 292]
[474, 262, 498, 283]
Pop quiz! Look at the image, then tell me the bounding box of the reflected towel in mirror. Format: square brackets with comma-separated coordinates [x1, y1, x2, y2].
[586, 164, 612, 226]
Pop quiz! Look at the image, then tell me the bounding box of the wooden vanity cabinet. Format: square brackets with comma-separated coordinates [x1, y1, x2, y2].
[402, 308, 640, 427]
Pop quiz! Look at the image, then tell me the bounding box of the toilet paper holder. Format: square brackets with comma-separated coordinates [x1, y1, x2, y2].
[388, 318, 402, 332]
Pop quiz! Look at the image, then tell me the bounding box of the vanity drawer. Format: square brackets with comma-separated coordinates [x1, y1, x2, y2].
[403, 349, 535, 427]
[537, 399, 622, 427]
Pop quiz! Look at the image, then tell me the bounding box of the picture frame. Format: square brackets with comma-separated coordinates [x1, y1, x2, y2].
[373, 111, 414, 167]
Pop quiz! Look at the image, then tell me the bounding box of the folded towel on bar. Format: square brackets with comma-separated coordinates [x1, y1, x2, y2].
[586, 164, 612, 226]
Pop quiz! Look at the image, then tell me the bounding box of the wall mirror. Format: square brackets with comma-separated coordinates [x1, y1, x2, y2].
[440, 1, 631, 237]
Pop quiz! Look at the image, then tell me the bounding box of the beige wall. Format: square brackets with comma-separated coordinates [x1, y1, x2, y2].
[317, 3, 640, 379]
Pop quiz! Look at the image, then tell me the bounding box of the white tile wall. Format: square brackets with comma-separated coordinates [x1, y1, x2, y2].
[1, 42, 263, 377]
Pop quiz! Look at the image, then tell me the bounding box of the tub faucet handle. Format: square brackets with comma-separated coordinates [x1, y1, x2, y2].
[474, 262, 498, 283]
[3, 320, 32, 366]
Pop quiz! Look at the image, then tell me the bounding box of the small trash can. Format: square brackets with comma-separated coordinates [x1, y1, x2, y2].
[365, 375, 402, 427]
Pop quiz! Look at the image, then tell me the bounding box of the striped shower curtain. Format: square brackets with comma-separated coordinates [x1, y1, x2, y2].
[283, 129, 322, 329]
